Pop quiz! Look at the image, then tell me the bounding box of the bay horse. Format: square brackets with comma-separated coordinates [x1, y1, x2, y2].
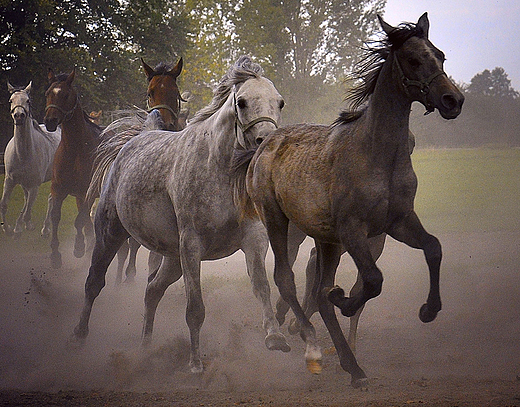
[92, 57, 184, 284]
[1, 81, 61, 237]
[44, 68, 102, 269]
[232, 13, 464, 387]
[73, 56, 290, 373]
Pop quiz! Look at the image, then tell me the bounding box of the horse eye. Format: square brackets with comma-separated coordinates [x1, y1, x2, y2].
[237, 99, 247, 109]
[279, 100, 285, 110]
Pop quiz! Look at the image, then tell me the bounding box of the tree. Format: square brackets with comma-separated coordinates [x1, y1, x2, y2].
[467, 67, 519, 99]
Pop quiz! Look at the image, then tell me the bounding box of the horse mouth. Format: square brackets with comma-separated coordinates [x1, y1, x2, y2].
[44, 119, 59, 132]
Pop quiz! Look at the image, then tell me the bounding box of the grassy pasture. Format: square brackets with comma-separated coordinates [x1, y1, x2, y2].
[0, 148, 519, 253]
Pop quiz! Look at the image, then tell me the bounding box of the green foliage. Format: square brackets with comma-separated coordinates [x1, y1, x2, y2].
[467, 67, 519, 99]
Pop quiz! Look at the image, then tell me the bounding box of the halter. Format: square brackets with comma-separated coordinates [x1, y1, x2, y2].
[10, 104, 29, 116]
[233, 92, 278, 149]
[393, 54, 446, 114]
[45, 96, 79, 123]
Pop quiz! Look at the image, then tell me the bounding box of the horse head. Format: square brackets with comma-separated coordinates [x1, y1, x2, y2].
[8, 81, 32, 126]
[141, 57, 183, 131]
[232, 69, 284, 149]
[44, 68, 79, 132]
[379, 13, 464, 119]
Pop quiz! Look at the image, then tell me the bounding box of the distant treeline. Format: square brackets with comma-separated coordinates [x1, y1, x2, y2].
[410, 94, 520, 148]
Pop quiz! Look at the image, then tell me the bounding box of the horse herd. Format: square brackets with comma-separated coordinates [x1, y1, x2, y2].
[1, 14, 463, 388]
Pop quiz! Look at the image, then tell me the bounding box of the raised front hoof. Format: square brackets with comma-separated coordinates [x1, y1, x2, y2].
[51, 252, 62, 269]
[351, 376, 369, 389]
[328, 286, 357, 317]
[265, 332, 291, 353]
[419, 303, 440, 323]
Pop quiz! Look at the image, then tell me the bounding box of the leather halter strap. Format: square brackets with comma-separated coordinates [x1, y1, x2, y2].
[10, 104, 29, 116]
[45, 96, 79, 123]
[233, 92, 278, 148]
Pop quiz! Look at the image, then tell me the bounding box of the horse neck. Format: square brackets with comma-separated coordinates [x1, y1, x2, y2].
[204, 94, 238, 161]
[11, 117, 36, 160]
[363, 53, 412, 161]
[59, 103, 92, 149]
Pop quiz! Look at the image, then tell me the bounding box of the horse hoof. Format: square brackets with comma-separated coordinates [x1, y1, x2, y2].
[328, 286, 357, 317]
[265, 332, 291, 353]
[74, 245, 85, 258]
[51, 253, 62, 269]
[306, 358, 322, 375]
[419, 303, 439, 323]
[72, 325, 88, 342]
[13, 231, 22, 240]
[26, 222, 35, 231]
[41, 228, 50, 239]
[351, 377, 369, 389]
[190, 361, 204, 374]
[288, 318, 301, 335]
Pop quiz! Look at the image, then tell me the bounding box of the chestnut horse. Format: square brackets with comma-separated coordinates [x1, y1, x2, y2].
[232, 13, 464, 387]
[44, 68, 102, 269]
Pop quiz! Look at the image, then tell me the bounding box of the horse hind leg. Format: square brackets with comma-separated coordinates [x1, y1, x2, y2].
[73, 196, 92, 258]
[115, 239, 130, 285]
[242, 227, 290, 353]
[142, 255, 182, 347]
[124, 237, 140, 283]
[73, 206, 129, 342]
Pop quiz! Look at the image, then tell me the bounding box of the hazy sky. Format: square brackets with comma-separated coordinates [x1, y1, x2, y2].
[382, 0, 520, 91]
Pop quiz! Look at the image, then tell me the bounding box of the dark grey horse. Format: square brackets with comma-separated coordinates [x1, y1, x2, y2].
[232, 14, 464, 387]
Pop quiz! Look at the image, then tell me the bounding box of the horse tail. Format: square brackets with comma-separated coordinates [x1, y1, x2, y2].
[231, 147, 259, 220]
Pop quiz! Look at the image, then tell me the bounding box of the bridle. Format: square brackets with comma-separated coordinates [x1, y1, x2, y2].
[233, 92, 278, 149]
[10, 92, 31, 119]
[393, 53, 446, 114]
[45, 95, 79, 123]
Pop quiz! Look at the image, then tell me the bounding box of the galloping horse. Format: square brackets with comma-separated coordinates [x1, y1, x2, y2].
[232, 14, 464, 387]
[44, 68, 102, 269]
[1, 82, 61, 237]
[92, 58, 184, 284]
[73, 56, 289, 372]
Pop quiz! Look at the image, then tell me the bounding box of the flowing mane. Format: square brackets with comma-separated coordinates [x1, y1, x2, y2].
[333, 21, 427, 126]
[189, 56, 264, 125]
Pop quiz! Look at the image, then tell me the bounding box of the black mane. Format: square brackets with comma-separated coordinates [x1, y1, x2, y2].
[333, 20, 426, 127]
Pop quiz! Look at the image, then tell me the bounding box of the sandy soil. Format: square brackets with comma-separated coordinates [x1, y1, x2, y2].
[0, 231, 519, 406]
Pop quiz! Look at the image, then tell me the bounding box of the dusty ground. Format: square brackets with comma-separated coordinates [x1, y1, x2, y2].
[0, 231, 519, 406]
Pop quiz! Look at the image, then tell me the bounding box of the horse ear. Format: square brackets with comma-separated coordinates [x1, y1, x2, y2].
[7, 81, 15, 94]
[417, 12, 429, 37]
[141, 58, 155, 81]
[378, 15, 394, 35]
[169, 57, 183, 79]
[24, 81, 32, 95]
[66, 67, 76, 85]
[48, 68, 56, 84]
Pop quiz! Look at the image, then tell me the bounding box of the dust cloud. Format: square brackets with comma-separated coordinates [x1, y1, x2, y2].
[0, 229, 519, 400]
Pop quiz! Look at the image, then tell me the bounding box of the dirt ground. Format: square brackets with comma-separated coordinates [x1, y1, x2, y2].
[0, 231, 519, 406]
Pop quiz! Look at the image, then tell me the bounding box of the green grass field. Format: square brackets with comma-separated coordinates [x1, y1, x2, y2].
[1, 148, 519, 253]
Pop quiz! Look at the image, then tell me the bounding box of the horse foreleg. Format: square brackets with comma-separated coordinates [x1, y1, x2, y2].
[142, 255, 182, 346]
[22, 186, 38, 231]
[266, 206, 321, 374]
[49, 192, 66, 269]
[41, 193, 53, 238]
[73, 207, 129, 342]
[0, 177, 15, 236]
[242, 223, 290, 353]
[387, 211, 442, 323]
[315, 241, 367, 388]
[179, 232, 205, 373]
[124, 237, 140, 283]
[13, 186, 30, 235]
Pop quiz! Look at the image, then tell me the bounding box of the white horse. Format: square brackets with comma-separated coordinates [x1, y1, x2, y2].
[73, 56, 292, 372]
[1, 82, 61, 237]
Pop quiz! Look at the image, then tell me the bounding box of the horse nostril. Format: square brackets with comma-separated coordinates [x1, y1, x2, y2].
[255, 137, 264, 145]
[441, 94, 458, 111]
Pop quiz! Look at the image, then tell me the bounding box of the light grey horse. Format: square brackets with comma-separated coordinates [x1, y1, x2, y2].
[73, 56, 290, 373]
[1, 82, 61, 237]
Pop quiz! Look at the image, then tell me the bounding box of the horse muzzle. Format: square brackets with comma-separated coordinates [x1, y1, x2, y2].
[437, 91, 464, 120]
[44, 117, 59, 132]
